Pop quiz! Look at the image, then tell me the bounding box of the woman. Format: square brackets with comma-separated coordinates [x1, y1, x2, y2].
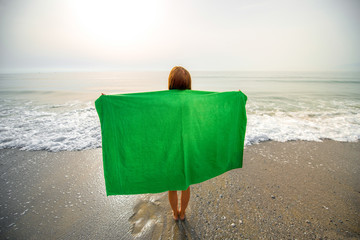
[167, 66, 191, 221]
[102, 67, 191, 220]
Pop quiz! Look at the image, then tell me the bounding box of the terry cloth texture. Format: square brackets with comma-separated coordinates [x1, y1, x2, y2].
[95, 89, 247, 195]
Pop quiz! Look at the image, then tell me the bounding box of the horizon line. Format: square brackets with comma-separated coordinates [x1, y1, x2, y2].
[1, 69, 359, 74]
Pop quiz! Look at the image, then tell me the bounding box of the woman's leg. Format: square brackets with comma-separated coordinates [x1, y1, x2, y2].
[168, 191, 179, 220]
[179, 187, 190, 220]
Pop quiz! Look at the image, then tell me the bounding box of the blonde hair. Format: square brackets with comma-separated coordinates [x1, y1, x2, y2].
[168, 66, 191, 90]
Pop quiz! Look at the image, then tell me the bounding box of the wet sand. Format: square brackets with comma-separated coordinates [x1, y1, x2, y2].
[0, 140, 359, 239]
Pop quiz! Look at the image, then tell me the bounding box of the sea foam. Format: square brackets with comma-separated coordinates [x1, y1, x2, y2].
[0, 100, 101, 152]
[0, 96, 359, 152]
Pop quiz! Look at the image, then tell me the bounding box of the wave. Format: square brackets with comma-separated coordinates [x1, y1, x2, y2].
[0, 100, 101, 152]
[0, 98, 359, 152]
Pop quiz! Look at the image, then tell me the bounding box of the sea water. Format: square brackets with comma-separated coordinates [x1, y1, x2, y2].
[0, 71, 359, 151]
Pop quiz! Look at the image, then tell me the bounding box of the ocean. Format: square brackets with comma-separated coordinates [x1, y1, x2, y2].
[0, 71, 359, 151]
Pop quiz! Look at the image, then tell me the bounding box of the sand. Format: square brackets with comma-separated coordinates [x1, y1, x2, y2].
[0, 140, 359, 239]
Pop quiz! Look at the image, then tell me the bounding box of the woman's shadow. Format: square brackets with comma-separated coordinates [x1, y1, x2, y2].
[175, 219, 200, 240]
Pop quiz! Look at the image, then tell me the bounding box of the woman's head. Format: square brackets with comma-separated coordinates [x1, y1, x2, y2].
[168, 66, 191, 90]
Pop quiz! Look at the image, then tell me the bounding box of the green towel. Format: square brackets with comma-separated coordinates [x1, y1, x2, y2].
[95, 89, 247, 195]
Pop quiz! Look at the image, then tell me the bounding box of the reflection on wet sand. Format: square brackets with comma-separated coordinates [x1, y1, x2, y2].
[129, 194, 199, 239]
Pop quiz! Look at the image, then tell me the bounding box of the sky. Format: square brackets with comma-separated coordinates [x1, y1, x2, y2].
[0, 0, 359, 72]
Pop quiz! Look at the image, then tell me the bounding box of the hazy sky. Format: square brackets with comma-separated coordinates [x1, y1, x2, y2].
[0, 0, 359, 72]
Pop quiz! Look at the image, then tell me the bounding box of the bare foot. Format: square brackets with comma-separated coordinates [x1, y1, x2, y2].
[178, 209, 186, 221]
[172, 210, 179, 221]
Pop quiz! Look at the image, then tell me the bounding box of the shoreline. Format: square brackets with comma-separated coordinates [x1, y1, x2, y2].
[0, 140, 359, 239]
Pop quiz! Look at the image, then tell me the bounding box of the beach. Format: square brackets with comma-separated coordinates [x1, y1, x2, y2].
[1, 140, 359, 239]
[1, 0, 360, 238]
